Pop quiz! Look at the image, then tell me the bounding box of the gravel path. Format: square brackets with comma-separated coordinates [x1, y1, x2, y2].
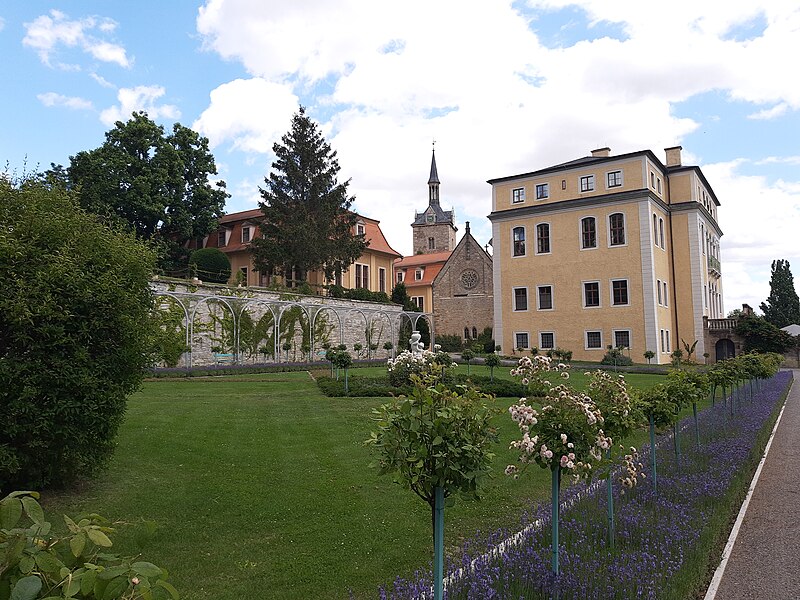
[710, 369, 800, 600]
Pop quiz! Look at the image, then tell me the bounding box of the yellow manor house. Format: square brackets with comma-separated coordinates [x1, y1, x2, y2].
[489, 146, 724, 365]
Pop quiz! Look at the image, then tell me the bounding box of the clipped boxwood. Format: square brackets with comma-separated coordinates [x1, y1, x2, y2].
[189, 247, 231, 283]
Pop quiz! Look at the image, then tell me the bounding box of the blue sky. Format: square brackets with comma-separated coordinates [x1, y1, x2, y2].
[2, 1, 799, 314]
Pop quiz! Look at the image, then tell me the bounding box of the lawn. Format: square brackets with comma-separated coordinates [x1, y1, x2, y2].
[41, 366, 668, 599]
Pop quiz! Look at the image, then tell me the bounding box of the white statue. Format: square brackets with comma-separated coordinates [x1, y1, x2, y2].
[409, 330, 424, 356]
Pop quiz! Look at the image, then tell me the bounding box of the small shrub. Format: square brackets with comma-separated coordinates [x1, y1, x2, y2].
[601, 347, 634, 366]
[436, 334, 463, 352]
[189, 247, 231, 283]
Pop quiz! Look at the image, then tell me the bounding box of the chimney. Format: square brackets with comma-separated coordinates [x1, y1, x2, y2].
[591, 147, 611, 158]
[665, 146, 682, 167]
[465, 221, 470, 234]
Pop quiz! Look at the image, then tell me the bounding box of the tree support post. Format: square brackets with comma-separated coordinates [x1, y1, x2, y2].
[434, 486, 444, 600]
[551, 466, 561, 575]
[606, 450, 615, 549]
[649, 414, 657, 495]
[693, 402, 700, 449]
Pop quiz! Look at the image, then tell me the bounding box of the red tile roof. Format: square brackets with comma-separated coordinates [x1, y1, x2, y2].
[394, 251, 452, 268]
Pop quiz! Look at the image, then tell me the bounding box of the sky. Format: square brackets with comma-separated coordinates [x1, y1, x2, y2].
[2, 0, 799, 315]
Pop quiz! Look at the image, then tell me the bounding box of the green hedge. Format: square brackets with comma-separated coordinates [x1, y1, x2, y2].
[316, 373, 547, 398]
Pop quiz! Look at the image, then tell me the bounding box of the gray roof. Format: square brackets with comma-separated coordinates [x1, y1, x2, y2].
[413, 205, 454, 226]
[428, 149, 440, 184]
[781, 324, 800, 336]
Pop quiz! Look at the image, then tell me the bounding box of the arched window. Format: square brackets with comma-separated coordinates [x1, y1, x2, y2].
[536, 223, 551, 254]
[581, 216, 597, 249]
[609, 213, 625, 246]
[428, 237, 435, 250]
[512, 226, 526, 257]
[464, 327, 470, 340]
[472, 327, 478, 339]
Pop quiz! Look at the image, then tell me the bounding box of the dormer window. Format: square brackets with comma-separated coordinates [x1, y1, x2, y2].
[415, 269, 424, 281]
[426, 214, 435, 223]
[356, 222, 365, 236]
[241, 226, 251, 243]
[217, 230, 227, 247]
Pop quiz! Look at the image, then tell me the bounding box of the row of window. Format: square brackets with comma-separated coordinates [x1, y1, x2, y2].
[514, 329, 632, 351]
[511, 213, 626, 257]
[351, 265, 387, 292]
[656, 280, 669, 306]
[218, 226, 252, 247]
[652, 214, 665, 249]
[510, 170, 625, 204]
[512, 279, 630, 311]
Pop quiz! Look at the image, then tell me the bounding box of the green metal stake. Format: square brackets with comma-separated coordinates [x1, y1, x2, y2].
[711, 384, 716, 407]
[673, 422, 680, 463]
[551, 466, 561, 575]
[693, 402, 700, 449]
[649, 414, 657, 494]
[606, 450, 615, 549]
[434, 486, 444, 600]
[344, 369, 349, 393]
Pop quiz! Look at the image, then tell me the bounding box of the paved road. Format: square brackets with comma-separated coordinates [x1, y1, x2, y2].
[711, 369, 800, 600]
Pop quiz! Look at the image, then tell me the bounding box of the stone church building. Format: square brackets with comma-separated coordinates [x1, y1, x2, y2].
[393, 149, 494, 343]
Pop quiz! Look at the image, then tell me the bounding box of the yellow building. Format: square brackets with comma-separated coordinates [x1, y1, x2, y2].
[489, 146, 724, 364]
[205, 209, 401, 292]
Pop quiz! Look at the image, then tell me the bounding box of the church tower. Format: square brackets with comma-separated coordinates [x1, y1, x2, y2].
[412, 148, 457, 254]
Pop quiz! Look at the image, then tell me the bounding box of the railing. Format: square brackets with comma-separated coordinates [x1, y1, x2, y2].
[708, 256, 721, 275]
[707, 318, 737, 331]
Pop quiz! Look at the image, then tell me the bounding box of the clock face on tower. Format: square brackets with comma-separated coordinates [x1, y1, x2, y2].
[460, 269, 479, 290]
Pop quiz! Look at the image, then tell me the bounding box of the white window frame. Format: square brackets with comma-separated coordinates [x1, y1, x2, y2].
[512, 187, 526, 204]
[650, 171, 656, 188]
[536, 182, 550, 200]
[355, 263, 369, 289]
[659, 218, 665, 249]
[579, 174, 595, 193]
[535, 222, 551, 255]
[379, 267, 386, 293]
[411, 296, 424, 311]
[512, 225, 526, 258]
[218, 229, 228, 247]
[539, 331, 556, 350]
[666, 330, 671, 353]
[513, 286, 529, 312]
[610, 278, 630, 307]
[537, 284, 554, 311]
[241, 226, 252, 243]
[583, 280, 601, 309]
[657, 279, 663, 305]
[613, 329, 632, 350]
[660, 329, 665, 352]
[663, 281, 668, 307]
[396, 271, 405, 283]
[580, 215, 598, 250]
[415, 268, 424, 281]
[356, 223, 365, 236]
[514, 332, 530, 350]
[608, 212, 627, 247]
[606, 170, 623, 189]
[585, 330, 603, 350]
[656, 177, 662, 194]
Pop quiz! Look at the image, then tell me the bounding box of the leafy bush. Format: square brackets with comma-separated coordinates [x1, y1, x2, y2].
[435, 334, 463, 352]
[189, 247, 231, 283]
[1, 178, 157, 489]
[600, 347, 634, 366]
[328, 284, 392, 304]
[0, 490, 178, 600]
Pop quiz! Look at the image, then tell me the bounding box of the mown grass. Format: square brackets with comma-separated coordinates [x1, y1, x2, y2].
[42, 367, 668, 599]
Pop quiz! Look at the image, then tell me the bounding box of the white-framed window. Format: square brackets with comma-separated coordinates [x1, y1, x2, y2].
[536, 183, 549, 200]
[512, 187, 526, 203]
[583, 281, 600, 308]
[415, 268, 423, 281]
[217, 230, 227, 247]
[412, 296, 424, 311]
[396, 270, 404, 283]
[581, 216, 597, 249]
[611, 278, 629, 306]
[653, 214, 658, 247]
[663, 281, 668, 307]
[512, 226, 526, 257]
[650, 171, 656, 188]
[585, 330, 603, 350]
[607, 170, 622, 188]
[580, 175, 595, 193]
[379, 267, 386, 293]
[539, 332, 555, 350]
[613, 329, 631, 349]
[609, 212, 626, 246]
[513, 287, 528, 312]
[241, 226, 252, 243]
[537, 285, 553, 310]
[515, 332, 530, 350]
[356, 222, 365, 236]
[355, 263, 369, 289]
[536, 222, 551, 254]
[657, 177, 662, 194]
[657, 279, 663, 305]
[659, 218, 665, 249]
[666, 330, 671, 353]
[660, 329, 665, 352]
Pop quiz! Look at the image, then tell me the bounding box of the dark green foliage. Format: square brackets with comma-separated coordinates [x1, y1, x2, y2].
[735, 315, 794, 354]
[0, 178, 157, 489]
[601, 347, 634, 366]
[759, 259, 800, 328]
[328, 284, 391, 303]
[189, 247, 231, 283]
[436, 334, 463, 352]
[58, 112, 228, 273]
[474, 326, 496, 354]
[251, 107, 366, 280]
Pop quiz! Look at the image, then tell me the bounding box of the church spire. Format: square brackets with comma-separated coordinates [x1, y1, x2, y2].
[428, 144, 440, 206]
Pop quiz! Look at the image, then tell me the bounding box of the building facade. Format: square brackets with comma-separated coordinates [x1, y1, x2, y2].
[489, 146, 724, 364]
[203, 209, 401, 292]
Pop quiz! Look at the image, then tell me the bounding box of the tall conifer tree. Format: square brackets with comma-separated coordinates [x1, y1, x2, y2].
[760, 259, 800, 328]
[251, 107, 366, 283]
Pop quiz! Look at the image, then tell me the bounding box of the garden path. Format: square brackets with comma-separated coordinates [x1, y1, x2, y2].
[708, 369, 799, 600]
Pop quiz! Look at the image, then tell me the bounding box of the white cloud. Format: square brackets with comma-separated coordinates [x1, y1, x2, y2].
[23, 10, 131, 69]
[192, 78, 298, 153]
[37, 92, 93, 110]
[748, 102, 789, 120]
[0, 17, 6, 32]
[90, 72, 116, 89]
[100, 85, 180, 126]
